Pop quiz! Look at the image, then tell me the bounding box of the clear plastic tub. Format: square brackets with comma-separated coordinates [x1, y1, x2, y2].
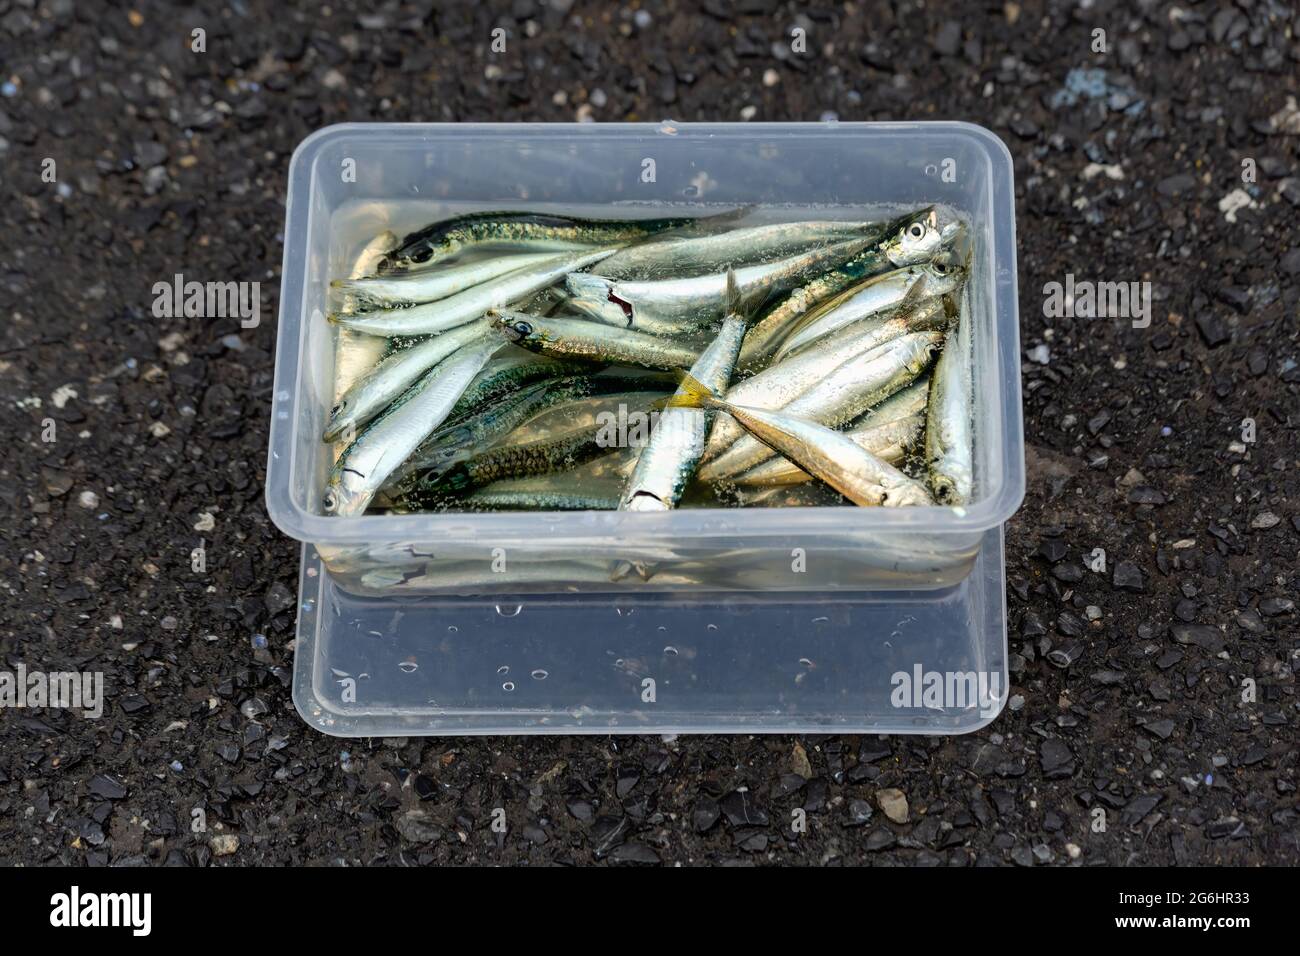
[291, 528, 1009, 736]
[266, 122, 1023, 597]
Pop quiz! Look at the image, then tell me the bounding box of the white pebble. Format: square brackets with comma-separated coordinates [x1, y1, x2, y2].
[1217, 188, 1255, 223]
[77, 490, 99, 509]
[51, 384, 78, 409]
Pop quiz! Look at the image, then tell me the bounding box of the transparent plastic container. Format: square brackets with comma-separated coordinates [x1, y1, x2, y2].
[267, 122, 1023, 597]
[268, 121, 1023, 736]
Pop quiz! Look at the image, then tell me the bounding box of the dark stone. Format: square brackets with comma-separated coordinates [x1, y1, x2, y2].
[1112, 561, 1145, 592]
[1171, 624, 1226, 653]
[87, 774, 128, 800]
[719, 790, 768, 827]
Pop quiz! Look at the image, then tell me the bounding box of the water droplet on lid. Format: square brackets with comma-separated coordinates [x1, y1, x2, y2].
[502, 681, 515, 692]
[497, 665, 509, 675]
[531, 669, 548, 680]
[398, 661, 418, 674]
[495, 604, 523, 617]
[663, 646, 678, 656]
[799, 658, 814, 668]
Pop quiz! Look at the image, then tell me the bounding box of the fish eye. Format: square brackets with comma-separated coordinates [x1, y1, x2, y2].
[323, 491, 337, 511]
[932, 260, 949, 274]
[907, 222, 926, 240]
[512, 320, 534, 336]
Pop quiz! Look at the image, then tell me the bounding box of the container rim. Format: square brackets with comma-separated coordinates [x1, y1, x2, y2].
[266, 121, 1024, 544]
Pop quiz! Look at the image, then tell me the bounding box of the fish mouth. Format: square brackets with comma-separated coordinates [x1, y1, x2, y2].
[931, 476, 959, 505]
[487, 311, 529, 343]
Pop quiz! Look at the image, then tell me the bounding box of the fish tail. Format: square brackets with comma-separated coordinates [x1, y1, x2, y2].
[658, 371, 722, 411]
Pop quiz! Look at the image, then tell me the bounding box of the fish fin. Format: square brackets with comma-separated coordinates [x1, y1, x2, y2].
[724, 267, 741, 317]
[892, 268, 929, 321]
[657, 371, 720, 410]
[694, 205, 754, 230]
[723, 266, 782, 325]
[942, 292, 961, 327]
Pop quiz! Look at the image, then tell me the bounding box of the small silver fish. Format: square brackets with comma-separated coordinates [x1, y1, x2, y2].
[330, 247, 618, 336]
[669, 376, 933, 507]
[491, 310, 703, 371]
[702, 289, 949, 462]
[332, 252, 561, 310]
[699, 330, 943, 480]
[332, 230, 399, 404]
[733, 413, 925, 486]
[620, 270, 750, 513]
[925, 288, 974, 504]
[566, 237, 871, 336]
[383, 209, 742, 271]
[324, 338, 500, 516]
[323, 319, 490, 443]
[595, 220, 883, 278]
[774, 256, 963, 361]
[736, 207, 949, 369]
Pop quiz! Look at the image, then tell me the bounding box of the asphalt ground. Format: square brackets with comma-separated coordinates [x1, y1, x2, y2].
[0, 0, 1296, 865]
